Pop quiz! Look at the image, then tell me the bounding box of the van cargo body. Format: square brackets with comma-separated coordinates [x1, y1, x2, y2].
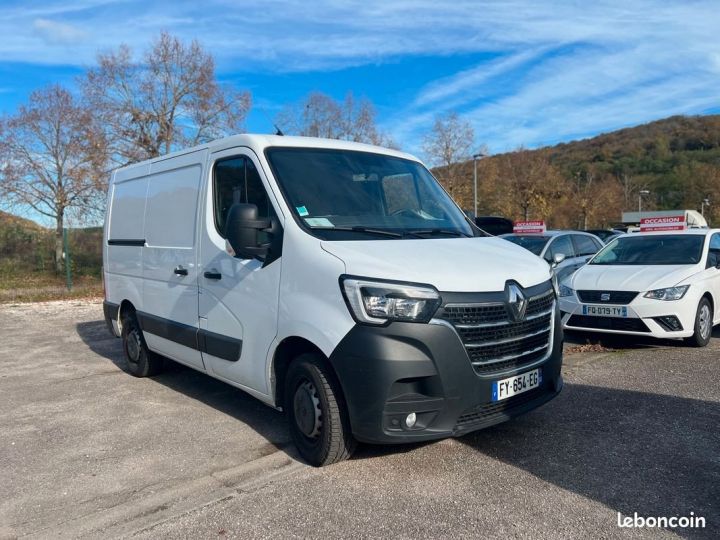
[103, 135, 563, 466]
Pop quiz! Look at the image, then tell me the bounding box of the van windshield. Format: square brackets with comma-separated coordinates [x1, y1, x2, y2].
[265, 147, 476, 240]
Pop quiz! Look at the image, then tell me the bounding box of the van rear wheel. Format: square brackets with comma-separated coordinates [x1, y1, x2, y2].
[121, 312, 164, 377]
[285, 354, 356, 466]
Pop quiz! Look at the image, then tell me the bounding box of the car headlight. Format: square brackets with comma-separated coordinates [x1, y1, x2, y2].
[558, 283, 575, 297]
[340, 276, 441, 325]
[643, 285, 689, 301]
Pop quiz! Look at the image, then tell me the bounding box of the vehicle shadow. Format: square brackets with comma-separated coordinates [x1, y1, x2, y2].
[564, 326, 720, 350]
[457, 382, 720, 539]
[75, 320, 296, 459]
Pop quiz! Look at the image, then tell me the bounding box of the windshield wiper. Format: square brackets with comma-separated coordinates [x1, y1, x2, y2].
[309, 226, 403, 238]
[403, 229, 473, 238]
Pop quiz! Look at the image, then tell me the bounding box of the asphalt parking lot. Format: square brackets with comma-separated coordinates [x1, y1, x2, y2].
[1, 300, 718, 539]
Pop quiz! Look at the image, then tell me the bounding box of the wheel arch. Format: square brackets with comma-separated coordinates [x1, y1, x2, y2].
[271, 336, 340, 409]
[118, 299, 137, 333]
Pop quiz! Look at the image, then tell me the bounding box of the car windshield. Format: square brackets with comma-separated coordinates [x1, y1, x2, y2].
[501, 235, 549, 256]
[265, 147, 475, 240]
[591, 234, 705, 265]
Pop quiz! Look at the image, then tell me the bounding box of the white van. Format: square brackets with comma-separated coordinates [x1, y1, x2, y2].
[103, 135, 563, 466]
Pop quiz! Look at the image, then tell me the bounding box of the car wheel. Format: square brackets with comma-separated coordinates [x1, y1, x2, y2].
[285, 354, 356, 466]
[121, 311, 164, 377]
[687, 297, 713, 348]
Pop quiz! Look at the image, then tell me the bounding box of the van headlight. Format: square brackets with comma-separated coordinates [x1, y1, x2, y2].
[340, 276, 441, 325]
[644, 285, 689, 301]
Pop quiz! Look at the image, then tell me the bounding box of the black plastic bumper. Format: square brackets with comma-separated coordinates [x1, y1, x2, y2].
[103, 301, 119, 337]
[328, 307, 564, 444]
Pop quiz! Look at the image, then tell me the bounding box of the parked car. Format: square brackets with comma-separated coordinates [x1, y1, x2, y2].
[474, 216, 514, 235]
[103, 134, 564, 466]
[501, 231, 604, 282]
[559, 229, 720, 346]
[584, 229, 624, 243]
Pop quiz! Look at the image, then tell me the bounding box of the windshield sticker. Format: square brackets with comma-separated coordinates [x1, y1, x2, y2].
[296, 205, 309, 217]
[304, 217, 334, 228]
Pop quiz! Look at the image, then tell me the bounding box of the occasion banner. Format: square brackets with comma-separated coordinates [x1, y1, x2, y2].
[513, 220, 546, 234]
[639, 216, 686, 232]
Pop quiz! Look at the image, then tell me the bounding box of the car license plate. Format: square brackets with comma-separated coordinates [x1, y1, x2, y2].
[582, 305, 628, 317]
[491, 368, 542, 402]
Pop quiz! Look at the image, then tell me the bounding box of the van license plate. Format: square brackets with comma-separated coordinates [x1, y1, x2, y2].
[582, 305, 627, 317]
[491, 368, 542, 402]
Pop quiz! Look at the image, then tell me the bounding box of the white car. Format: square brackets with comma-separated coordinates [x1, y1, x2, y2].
[559, 229, 720, 346]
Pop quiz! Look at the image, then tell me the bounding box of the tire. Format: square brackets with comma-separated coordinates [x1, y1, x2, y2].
[285, 354, 356, 466]
[121, 311, 164, 377]
[687, 297, 713, 348]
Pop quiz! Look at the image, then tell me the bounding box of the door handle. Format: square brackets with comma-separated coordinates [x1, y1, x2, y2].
[174, 266, 188, 276]
[204, 270, 222, 280]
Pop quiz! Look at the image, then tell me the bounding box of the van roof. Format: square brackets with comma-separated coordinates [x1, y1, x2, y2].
[113, 134, 418, 173]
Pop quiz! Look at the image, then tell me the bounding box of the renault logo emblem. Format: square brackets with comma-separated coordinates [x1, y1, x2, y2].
[505, 282, 528, 322]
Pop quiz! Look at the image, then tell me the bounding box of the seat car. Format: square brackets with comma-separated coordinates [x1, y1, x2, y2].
[559, 229, 720, 346]
[501, 231, 604, 282]
[584, 229, 623, 243]
[102, 134, 564, 466]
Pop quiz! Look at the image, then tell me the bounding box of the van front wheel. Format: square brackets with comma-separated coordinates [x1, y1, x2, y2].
[285, 354, 356, 466]
[121, 312, 164, 377]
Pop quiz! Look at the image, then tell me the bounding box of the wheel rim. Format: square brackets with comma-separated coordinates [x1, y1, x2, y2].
[699, 304, 712, 340]
[293, 380, 322, 439]
[126, 327, 142, 364]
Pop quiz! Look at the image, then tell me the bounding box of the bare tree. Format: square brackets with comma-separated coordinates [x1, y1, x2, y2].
[422, 112, 475, 199]
[277, 92, 395, 147]
[0, 85, 106, 272]
[84, 32, 251, 164]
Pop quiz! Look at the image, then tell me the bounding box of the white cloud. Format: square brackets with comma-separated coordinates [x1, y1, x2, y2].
[32, 18, 86, 45]
[0, 0, 717, 151]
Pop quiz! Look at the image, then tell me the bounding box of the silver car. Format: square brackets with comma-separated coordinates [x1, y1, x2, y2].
[501, 230, 605, 282]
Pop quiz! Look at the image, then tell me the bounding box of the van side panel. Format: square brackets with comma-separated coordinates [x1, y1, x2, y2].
[105, 167, 150, 315]
[140, 151, 206, 371]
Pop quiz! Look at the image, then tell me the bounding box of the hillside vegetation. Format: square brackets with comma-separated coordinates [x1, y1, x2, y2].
[0, 211, 102, 301]
[447, 114, 720, 228]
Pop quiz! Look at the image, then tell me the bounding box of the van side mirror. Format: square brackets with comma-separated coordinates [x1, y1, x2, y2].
[224, 203, 271, 260]
[552, 253, 566, 267]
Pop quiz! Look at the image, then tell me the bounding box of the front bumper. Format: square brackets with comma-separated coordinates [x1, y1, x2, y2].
[559, 295, 697, 339]
[327, 307, 564, 444]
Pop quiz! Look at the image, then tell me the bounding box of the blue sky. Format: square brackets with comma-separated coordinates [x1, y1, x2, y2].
[0, 0, 719, 160]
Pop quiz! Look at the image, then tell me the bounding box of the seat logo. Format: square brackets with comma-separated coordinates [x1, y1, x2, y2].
[601, 293, 611, 302]
[505, 282, 528, 322]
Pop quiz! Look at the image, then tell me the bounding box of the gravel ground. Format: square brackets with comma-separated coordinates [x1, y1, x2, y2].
[0, 300, 717, 539]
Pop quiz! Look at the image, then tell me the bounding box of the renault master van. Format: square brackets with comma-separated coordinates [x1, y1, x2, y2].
[103, 135, 564, 466]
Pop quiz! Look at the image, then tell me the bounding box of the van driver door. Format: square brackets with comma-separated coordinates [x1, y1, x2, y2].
[198, 148, 283, 397]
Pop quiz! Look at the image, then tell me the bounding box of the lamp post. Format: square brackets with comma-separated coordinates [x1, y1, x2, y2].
[472, 151, 487, 218]
[638, 189, 650, 213]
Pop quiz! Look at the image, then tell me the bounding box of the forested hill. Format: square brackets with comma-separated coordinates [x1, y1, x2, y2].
[548, 114, 720, 184]
[447, 114, 720, 228]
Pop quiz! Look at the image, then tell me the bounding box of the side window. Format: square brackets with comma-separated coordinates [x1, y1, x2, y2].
[708, 233, 720, 268]
[548, 235, 575, 260]
[573, 234, 601, 256]
[213, 156, 274, 240]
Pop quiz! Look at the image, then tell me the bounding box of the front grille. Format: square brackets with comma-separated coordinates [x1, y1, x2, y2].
[437, 289, 554, 375]
[455, 385, 549, 428]
[577, 290, 638, 304]
[567, 314, 650, 332]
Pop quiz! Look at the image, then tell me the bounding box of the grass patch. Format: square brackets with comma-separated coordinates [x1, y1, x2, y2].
[0, 273, 102, 303]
